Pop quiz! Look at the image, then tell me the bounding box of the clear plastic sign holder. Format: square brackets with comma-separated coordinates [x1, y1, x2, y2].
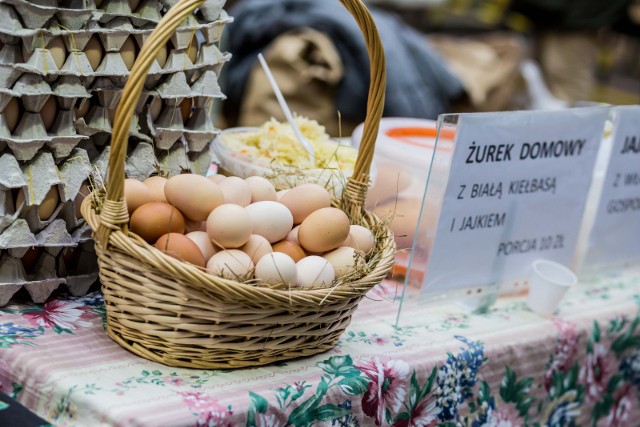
[396, 108, 610, 326]
[396, 114, 500, 327]
[575, 105, 640, 281]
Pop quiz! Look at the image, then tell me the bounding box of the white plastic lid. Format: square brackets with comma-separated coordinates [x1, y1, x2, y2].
[351, 118, 452, 171]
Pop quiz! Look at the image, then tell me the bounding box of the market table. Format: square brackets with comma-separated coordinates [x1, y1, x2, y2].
[1, 267, 640, 427]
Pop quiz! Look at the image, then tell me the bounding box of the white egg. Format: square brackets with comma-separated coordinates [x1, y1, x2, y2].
[323, 246, 357, 278]
[186, 231, 218, 261]
[206, 250, 253, 280]
[245, 176, 277, 202]
[255, 252, 297, 286]
[295, 256, 335, 288]
[245, 201, 294, 243]
[347, 225, 375, 254]
[286, 226, 300, 245]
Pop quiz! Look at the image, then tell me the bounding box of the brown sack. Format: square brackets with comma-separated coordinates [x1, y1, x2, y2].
[237, 27, 350, 136]
[428, 33, 528, 112]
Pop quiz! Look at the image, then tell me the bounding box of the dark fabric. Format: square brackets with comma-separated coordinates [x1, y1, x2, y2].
[222, 0, 464, 125]
[0, 392, 52, 427]
[511, 0, 633, 30]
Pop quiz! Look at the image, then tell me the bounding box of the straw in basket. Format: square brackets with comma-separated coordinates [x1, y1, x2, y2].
[82, 0, 395, 369]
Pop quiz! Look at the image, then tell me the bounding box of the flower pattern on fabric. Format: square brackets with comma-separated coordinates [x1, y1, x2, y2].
[21, 300, 91, 333]
[434, 336, 485, 421]
[0, 322, 44, 347]
[545, 318, 579, 391]
[179, 391, 233, 427]
[357, 358, 409, 426]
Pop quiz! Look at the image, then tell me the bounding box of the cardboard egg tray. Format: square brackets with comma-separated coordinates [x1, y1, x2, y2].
[0, 0, 228, 31]
[0, 148, 101, 305]
[0, 75, 90, 161]
[0, 0, 230, 305]
[0, 238, 98, 305]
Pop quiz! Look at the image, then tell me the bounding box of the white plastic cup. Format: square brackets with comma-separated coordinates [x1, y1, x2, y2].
[527, 259, 578, 316]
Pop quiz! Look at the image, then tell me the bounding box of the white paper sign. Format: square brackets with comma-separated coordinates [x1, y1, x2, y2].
[584, 106, 640, 267]
[424, 108, 609, 293]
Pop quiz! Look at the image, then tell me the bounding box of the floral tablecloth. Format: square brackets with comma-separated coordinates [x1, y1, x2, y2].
[2, 268, 640, 426]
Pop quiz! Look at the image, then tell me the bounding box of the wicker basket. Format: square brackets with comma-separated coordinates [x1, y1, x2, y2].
[82, 0, 395, 369]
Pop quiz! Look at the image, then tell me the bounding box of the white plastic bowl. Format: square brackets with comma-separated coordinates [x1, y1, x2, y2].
[212, 127, 375, 196]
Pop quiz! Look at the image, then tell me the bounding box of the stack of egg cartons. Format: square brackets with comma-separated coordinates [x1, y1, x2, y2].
[0, 0, 231, 305]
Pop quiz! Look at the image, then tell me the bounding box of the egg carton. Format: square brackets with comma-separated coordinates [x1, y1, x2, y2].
[0, 0, 94, 31]
[0, 253, 65, 305]
[93, 0, 227, 28]
[155, 139, 213, 177]
[0, 13, 231, 79]
[0, 153, 29, 233]
[0, 76, 91, 161]
[139, 69, 223, 149]
[91, 140, 158, 182]
[0, 219, 74, 256]
[0, 239, 99, 305]
[74, 64, 226, 143]
[58, 239, 99, 297]
[74, 79, 152, 142]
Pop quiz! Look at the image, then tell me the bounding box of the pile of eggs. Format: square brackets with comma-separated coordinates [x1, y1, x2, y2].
[123, 174, 375, 288]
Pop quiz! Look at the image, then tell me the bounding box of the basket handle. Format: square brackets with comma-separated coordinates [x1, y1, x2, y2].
[99, 0, 385, 243]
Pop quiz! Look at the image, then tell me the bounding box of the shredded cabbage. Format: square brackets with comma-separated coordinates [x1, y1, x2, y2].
[219, 117, 357, 173]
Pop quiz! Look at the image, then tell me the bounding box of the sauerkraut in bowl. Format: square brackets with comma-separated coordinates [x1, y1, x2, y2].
[212, 117, 368, 195]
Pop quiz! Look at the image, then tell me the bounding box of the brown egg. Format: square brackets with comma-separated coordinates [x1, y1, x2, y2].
[272, 240, 306, 263]
[298, 207, 350, 253]
[155, 233, 205, 267]
[14, 189, 25, 211]
[155, 44, 168, 68]
[164, 174, 224, 221]
[47, 37, 67, 69]
[186, 231, 218, 261]
[74, 98, 91, 120]
[187, 36, 198, 64]
[21, 246, 42, 273]
[179, 98, 192, 123]
[124, 178, 153, 214]
[149, 98, 163, 122]
[129, 0, 141, 12]
[208, 174, 226, 183]
[4, 97, 20, 133]
[39, 186, 60, 220]
[74, 181, 92, 219]
[280, 183, 331, 224]
[240, 234, 272, 264]
[130, 202, 185, 244]
[40, 96, 57, 131]
[120, 37, 137, 71]
[84, 36, 104, 71]
[143, 176, 168, 202]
